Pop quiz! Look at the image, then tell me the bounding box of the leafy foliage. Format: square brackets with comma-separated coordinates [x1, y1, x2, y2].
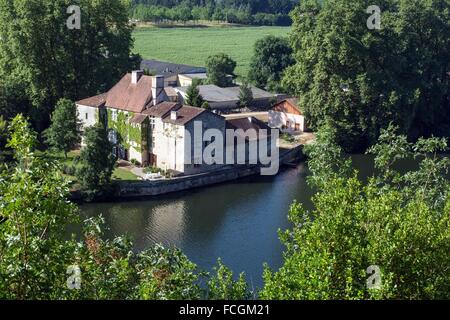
[0, 115, 79, 299]
[0, 115, 250, 300]
[207, 259, 251, 300]
[185, 80, 205, 107]
[130, 0, 295, 25]
[248, 35, 294, 91]
[0, 115, 7, 156]
[0, 0, 139, 131]
[238, 81, 254, 108]
[284, 0, 450, 152]
[206, 53, 237, 87]
[44, 99, 81, 157]
[261, 125, 450, 299]
[75, 124, 117, 200]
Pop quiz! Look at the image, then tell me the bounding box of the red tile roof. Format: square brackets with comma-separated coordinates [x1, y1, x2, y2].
[105, 73, 154, 113]
[130, 114, 148, 124]
[162, 105, 205, 126]
[76, 93, 107, 108]
[272, 98, 302, 115]
[142, 102, 181, 118]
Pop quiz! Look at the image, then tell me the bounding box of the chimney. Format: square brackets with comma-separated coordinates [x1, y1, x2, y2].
[171, 110, 178, 121]
[152, 75, 165, 105]
[131, 70, 144, 84]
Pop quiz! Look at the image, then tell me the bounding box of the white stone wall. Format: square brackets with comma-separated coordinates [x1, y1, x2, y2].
[150, 118, 185, 172]
[76, 104, 99, 145]
[129, 142, 143, 164]
[160, 123, 185, 172]
[183, 112, 227, 175]
[268, 110, 306, 132]
[77, 104, 99, 130]
[177, 75, 193, 87]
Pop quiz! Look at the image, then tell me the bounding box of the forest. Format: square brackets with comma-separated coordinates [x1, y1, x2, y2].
[130, 0, 298, 25]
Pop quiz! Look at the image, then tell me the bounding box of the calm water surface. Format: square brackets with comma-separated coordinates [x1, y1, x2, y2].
[80, 156, 378, 287]
[81, 164, 312, 286]
[81, 156, 450, 287]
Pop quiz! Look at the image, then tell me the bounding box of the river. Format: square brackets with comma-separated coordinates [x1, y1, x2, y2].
[78, 155, 384, 288]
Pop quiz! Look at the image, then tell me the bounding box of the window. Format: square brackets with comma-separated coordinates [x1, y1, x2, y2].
[150, 116, 156, 129]
[152, 136, 156, 148]
[85, 113, 88, 120]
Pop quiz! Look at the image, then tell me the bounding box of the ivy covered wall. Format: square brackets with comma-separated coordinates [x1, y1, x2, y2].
[106, 109, 147, 152]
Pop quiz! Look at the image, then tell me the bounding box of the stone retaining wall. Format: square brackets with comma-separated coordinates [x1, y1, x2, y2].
[117, 145, 304, 198]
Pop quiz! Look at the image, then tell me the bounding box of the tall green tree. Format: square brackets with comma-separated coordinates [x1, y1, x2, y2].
[44, 99, 81, 158]
[284, 0, 450, 152]
[0, 115, 251, 300]
[206, 53, 236, 87]
[261, 124, 450, 299]
[0, 0, 140, 131]
[0, 114, 79, 299]
[185, 80, 205, 107]
[248, 35, 294, 91]
[0, 80, 31, 122]
[76, 124, 116, 199]
[238, 81, 254, 108]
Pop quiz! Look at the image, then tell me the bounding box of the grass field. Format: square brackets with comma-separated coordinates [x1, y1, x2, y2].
[132, 26, 291, 77]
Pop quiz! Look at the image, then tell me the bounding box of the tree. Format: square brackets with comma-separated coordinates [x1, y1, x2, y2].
[260, 124, 450, 299]
[206, 53, 236, 87]
[0, 80, 31, 122]
[76, 124, 116, 200]
[238, 81, 254, 108]
[185, 80, 205, 107]
[0, 114, 79, 299]
[44, 99, 81, 158]
[248, 35, 294, 91]
[0, 0, 139, 132]
[201, 101, 211, 110]
[283, 0, 450, 152]
[0, 115, 252, 300]
[207, 259, 251, 300]
[0, 115, 7, 161]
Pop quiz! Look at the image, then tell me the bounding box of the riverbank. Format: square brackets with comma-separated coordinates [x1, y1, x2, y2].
[116, 144, 305, 198]
[78, 161, 314, 288]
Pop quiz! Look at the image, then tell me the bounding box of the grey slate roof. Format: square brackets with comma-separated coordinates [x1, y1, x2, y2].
[176, 85, 275, 103]
[141, 59, 206, 77]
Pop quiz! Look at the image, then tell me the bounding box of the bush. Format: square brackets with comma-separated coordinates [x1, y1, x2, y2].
[261, 125, 450, 299]
[280, 132, 295, 143]
[130, 159, 141, 166]
[62, 164, 76, 176]
[144, 166, 163, 174]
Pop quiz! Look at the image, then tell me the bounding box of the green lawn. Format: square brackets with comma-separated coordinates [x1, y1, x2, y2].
[112, 168, 139, 181]
[36, 150, 139, 183]
[132, 26, 291, 78]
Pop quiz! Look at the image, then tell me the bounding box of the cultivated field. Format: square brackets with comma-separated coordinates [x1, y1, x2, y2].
[132, 26, 291, 77]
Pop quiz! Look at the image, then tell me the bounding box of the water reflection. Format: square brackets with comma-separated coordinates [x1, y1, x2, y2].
[80, 163, 313, 287]
[80, 155, 449, 288]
